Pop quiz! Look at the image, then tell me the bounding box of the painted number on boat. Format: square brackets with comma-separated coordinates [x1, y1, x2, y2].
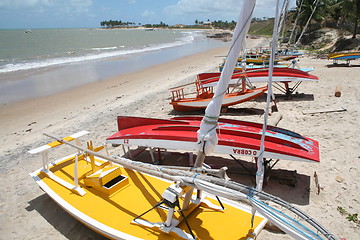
[232, 148, 257, 156]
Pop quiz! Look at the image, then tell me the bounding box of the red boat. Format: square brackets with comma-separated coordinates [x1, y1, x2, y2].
[170, 84, 267, 112]
[169, 67, 268, 112]
[106, 116, 320, 163]
[197, 67, 319, 88]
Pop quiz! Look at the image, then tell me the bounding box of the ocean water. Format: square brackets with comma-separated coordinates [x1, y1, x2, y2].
[0, 28, 227, 104]
[0, 28, 206, 73]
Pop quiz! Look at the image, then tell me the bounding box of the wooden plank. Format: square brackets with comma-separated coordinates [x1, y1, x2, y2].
[335, 85, 341, 97]
[302, 107, 346, 115]
[314, 171, 321, 195]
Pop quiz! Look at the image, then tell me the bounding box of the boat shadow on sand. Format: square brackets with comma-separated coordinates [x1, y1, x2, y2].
[26, 194, 107, 240]
[253, 92, 315, 102]
[125, 149, 311, 206]
[326, 63, 360, 68]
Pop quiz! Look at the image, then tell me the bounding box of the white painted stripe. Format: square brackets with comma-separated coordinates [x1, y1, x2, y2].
[29, 131, 90, 154]
[29, 145, 51, 154]
[70, 130, 90, 139]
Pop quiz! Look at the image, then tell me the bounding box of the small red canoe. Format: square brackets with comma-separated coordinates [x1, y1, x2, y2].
[106, 116, 320, 163]
[198, 67, 319, 88]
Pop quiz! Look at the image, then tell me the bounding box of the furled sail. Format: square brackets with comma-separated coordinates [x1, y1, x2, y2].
[195, 0, 256, 167]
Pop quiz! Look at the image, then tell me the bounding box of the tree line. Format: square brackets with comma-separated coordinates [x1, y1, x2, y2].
[143, 22, 168, 28]
[100, 0, 359, 38]
[100, 20, 169, 28]
[100, 20, 137, 28]
[287, 0, 359, 39]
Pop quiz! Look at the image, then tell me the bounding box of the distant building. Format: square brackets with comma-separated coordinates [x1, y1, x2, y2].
[173, 24, 186, 28]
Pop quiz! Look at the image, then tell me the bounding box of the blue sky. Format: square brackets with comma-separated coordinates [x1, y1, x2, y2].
[0, 0, 296, 29]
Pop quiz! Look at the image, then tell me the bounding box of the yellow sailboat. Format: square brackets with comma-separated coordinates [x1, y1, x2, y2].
[29, 131, 267, 239]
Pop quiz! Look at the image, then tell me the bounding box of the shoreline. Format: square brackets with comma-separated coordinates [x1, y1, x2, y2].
[0, 31, 229, 105]
[1, 37, 359, 239]
[0, 45, 230, 170]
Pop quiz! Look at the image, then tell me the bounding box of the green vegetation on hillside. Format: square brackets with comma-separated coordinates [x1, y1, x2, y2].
[249, 18, 274, 36]
[100, 0, 359, 50]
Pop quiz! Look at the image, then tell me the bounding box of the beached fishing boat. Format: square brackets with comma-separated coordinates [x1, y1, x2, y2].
[169, 82, 267, 112]
[328, 52, 360, 64]
[240, 56, 279, 65]
[199, 67, 318, 87]
[219, 62, 288, 71]
[220, 51, 298, 69]
[200, 67, 318, 97]
[29, 132, 268, 240]
[218, 62, 314, 72]
[221, 55, 280, 66]
[106, 116, 320, 163]
[328, 52, 360, 60]
[219, 57, 313, 72]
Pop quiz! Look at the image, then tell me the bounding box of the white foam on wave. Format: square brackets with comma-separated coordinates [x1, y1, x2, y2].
[91, 46, 120, 51]
[0, 31, 199, 73]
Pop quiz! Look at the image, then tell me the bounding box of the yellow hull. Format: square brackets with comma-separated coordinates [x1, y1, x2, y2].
[30, 153, 267, 240]
[328, 52, 360, 60]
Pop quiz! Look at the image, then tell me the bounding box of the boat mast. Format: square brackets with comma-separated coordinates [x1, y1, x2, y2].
[255, 0, 281, 192]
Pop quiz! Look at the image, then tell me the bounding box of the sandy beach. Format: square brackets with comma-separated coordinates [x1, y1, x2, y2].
[0, 37, 359, 239]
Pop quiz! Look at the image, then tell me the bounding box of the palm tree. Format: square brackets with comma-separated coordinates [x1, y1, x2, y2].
[323, 0, 359, 38]
[340, 0, 359, 38]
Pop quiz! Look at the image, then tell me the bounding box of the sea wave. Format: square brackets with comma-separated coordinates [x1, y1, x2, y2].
[91, 46, 122, 51]
[0, 32, 198, 74]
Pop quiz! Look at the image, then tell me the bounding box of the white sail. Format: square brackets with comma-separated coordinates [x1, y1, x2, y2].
[196, 0, 256, 158]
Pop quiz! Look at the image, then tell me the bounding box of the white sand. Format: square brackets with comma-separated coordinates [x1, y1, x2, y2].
[0, 38, 359, 239]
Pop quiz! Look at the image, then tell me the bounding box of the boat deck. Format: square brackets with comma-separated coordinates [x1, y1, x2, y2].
[31, 153, 266, 239]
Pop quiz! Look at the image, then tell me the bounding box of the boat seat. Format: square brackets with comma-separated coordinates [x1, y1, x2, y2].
[197, 91, 213, 99]
[84, 166, 129, 196]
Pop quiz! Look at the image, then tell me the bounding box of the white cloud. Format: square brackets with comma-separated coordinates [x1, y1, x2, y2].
[142, 9, 155, 18]
[66, 0, 92, 13]
[165, 0, 242, 18]
[164, 0, 285, 21]
[0, 0, 92, 13]
[0, 0, 54, 9]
